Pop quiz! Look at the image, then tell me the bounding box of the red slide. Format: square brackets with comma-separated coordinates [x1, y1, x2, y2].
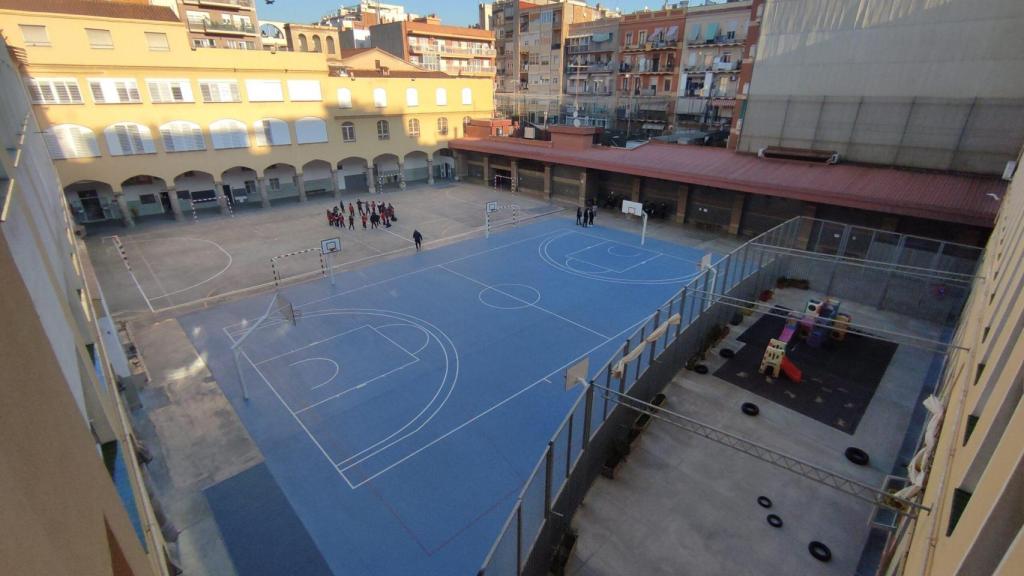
[780, 356, 803, 383]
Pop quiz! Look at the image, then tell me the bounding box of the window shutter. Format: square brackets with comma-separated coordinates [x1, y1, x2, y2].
[86, 29, 113, 49]
[19, 25, 49, 45]
[145, 32, 169, 51]
[90, 81, 106, 103]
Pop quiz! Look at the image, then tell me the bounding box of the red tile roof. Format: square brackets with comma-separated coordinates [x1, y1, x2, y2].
[0, 0, 179, 21]
[449, 137, 1004, 227]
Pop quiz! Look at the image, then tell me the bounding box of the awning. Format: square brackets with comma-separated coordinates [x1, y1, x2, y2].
[706, 22, 720, 39]
[642, 123, 665, 130]
[688, 24, 700, 40]
[666, 26, 679, 41]
[651, 27, 664, 41]
[591, 32, 611, 43]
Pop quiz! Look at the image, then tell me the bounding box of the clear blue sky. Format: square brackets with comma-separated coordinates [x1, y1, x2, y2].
[258, 1, 720, 28]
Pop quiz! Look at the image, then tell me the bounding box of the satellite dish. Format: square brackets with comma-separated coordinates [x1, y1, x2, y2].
[573, 118, 582, 128]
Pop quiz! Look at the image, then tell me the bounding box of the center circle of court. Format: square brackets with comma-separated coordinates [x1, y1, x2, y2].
[538, 233, 701, 285]
[606, 244, 643, 258]
[478, 284, 542, 310]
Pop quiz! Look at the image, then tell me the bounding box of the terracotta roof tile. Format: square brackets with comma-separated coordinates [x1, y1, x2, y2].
[0, 0, 179, 22]
[450, 137, 1004, 227]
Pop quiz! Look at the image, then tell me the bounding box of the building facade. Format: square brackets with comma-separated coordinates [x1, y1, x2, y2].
[736, 0, 1024, 174]
[615, 6, 686, 137]
[563, 16, 619, 129]
[0, 2, 493, 228]
[369, 16, 496, 77]
[177, 0, 261, 50]
[883, 150, 1024, 575]
[677, 0, 752, 132]
[319, 1, 410, 28]
[284, 22, 342, 58]
[0, 33, 170, 576]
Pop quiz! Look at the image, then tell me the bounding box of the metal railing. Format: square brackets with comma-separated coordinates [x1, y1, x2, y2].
[191, 20, 256, 35]
[192, 0, 254, 8]
[475, 217, 980, 575]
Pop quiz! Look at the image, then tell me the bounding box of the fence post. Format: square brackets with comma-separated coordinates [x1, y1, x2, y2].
[635, 325, 647, 383]
[878, 236, 906, 309]
[649, 310, 661, 363]
[663, 299, 674, 349]
[619, 339, 631, 395]
[678, 287, 689, 333]
[583, 382, 594, 448]
[565, 414, 574, 477]
[544, 441, 554, 519]
[516, 504, 523, 575]
[603, 362, 612, 420]
[825, 224, 851, 294]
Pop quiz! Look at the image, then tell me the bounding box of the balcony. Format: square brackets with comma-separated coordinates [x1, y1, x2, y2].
[713, 60, 739, 72]
[568, 42, 616, 55]
[621, 40, 679, 53]
[687, 34, 744, 47]
[409, 44, 497, 57]
[565, 87, 613, 96]
[190, 20, 256, 36]
[568, 62, 615, 74]
[185, 0, 253, 8]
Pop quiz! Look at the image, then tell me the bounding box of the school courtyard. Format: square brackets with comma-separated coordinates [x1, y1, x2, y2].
[80, 176, 973, 576]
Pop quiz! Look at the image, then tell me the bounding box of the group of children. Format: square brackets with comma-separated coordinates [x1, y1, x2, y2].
[326, 200, 396, 230]
[576, 205, 597, 227]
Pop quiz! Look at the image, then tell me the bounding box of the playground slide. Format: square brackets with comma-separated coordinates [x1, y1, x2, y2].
[780, 356, 803, 383]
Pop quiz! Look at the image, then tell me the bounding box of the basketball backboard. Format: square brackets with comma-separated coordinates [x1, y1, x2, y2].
[621, 199, 644, 216]
[565, 356, 590, 390]
[321, 237, 341, 254]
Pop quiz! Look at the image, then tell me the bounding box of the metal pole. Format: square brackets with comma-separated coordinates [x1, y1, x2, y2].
[635, 325, 646, 383]
[565, 414, 574, 476]
[515, 504, 523, 575]
[583, 383, 594, 449]
[233, 349, 249, 401]
[641, 212, 648, 245]
[619, 338, 631, 394]
[544, 441, 554, 519]
[649, 310, 661, 363]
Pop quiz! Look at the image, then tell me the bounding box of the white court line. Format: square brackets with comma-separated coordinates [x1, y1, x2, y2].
[616, 253, 662, 274]
[296, 357, 420, 415]
[130, 237, 234, 300]
[222, 226, 566, 333]
[289, 358, 341, 391]
[376, 323, 432, 355]
[439, 264, 610, 340]
[564, 240, 608, 260]
[342, 314, 651, 489]
[107, 237, 156, 313]
[255, 324, 369, 366]
[574, 230, 704, 267]
[565, 256, 614, 274]
[380, 226, 415, 244]
[240, 348, 357, 489]
[132, 241, 171, 300]
[369, 325, 417, 357]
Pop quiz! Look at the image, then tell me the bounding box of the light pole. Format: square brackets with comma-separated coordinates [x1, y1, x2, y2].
[625, 73, 633, 139]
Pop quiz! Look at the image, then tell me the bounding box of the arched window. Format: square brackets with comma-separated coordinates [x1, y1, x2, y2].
[337, 87, 352, 108]
[437, 117, 448, 136]
[295, 117, 328, 144]
[297, 33, 308, 52]
[44, 124, 100, 159]
[253, 118, 290, 147]
[461, 87, 473, 105]
[341, 121, 356, 143]
[209, 119, 249, 149]
[104, 122, 156, 156]
[405, 87, 419, 107]
[407, 118, 420, 137]
[326, 36, 336, 54]
[377, 120, 390, 141]
[312, 35, 322, 53]
[435, 87, 448, 106]
[159, 121, 205, 152]
[373, 88, 387, 108]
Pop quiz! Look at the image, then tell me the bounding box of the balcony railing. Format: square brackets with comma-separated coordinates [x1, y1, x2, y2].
[685, 60, 741, 73]
[410, 44, 497, 57]
[621, 40, 680, 52]
[568, 42, 616, 54]
[190, 0, 254, 8]
[687, 34, 744, 46]
[569, 63, 615, 74]
[565, 87, 613, 96]
[190, 20, 256, 35]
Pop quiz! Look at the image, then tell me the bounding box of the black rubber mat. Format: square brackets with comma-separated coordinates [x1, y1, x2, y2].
[714, 307, 898, 434]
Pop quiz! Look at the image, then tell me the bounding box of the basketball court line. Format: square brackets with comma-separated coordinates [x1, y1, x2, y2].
[290, 358, 340, 391]
[573, 230, 704, 267]
[564, 256, 614, 274]
[112, 236, 234, 305]
[369, 325, 417, 356]
[564, 240, 609, 260]
[255, 324, 370, 365]
[537, 231, 705, 286]
[132, 241, 171, 301]
[438, 264, 610, 340]
[295, 357, 420, 414]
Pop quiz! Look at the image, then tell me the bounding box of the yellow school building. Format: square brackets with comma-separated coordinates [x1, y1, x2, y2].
[0, 0, 493, 227]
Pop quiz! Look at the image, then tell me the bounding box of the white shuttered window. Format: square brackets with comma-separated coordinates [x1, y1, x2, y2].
[253, 118, 291, 147]
[43, 125, 100, 159]
[373, 88, 387, 108]
[245, 79, 283, 102]
[199, 80, 240, 103]
[89, 78, 141, 104]
[287, 80, 322, 101]
[337, 88, 353, 108]
[147, 79, 194, 103]
[295, 118, 328, 144]
[210, 119, 249, 149]
[159, 121, 205, 152]
[104, 123, 156, 156]
[27, 78, 83, 104]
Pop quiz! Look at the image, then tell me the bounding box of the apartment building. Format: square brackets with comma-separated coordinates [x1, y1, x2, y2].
[369, 15, 496, 77]
[177, 0, 261, 50]
[676, 0, 753, 130]
[319, 1, 410, 28]
[881, 150, 1024, 575]
[492, 0, 611, 124]
[736, 0, 1024, 174]
[615, 6, 686, 137]
[0, 1, 492, 227]
[0, 32, 171, 575]
[284, 22, 342, 58]
[563, 16, 619, 129]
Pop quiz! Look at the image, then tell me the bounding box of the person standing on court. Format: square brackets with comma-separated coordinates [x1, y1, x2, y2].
[348, 212, 355, 230]
[357, 199, 363, 214]
[576, 206, 583, 226]
[413, 230, 423, 251]
[588, 206, 595, 226]
[361, 211, 368, 229]
[348, 202, 355, 216]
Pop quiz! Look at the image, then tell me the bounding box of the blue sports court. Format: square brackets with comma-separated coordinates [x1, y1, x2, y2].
[181, 218, 715, 575]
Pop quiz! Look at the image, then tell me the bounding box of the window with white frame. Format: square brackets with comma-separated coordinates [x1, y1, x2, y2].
[199, 80, 240, 103]
[159, 121, 205, 152]
[43, 125, 100, 159]
[104, 122, 156, 156]
[193, 38, 216, 48]
[377, 120, 390, 140]
[88, 78, 141, 104]
[295, 117, 328, 144]
[406, 87, 419, 107]
[253, 118, 290, 147]
[186, 11, 208, 26]
[19, 25, 49, 46]
[435, 87, 448, 106]
[461, 87, 472, 105]
[86, 28, 113, 49]
[407, 118, 420, 136]
[210, 119, 249, 149]
[437, 117, 448, 136]
[147, 79, 194, 103]
[373, 88, 387, 108]
[244, 79, 283, 102]
[337, 87, 353, 108]
[341, 121, 356, 142]
[287, 80, 322, 101]
[145, 32, 169, 52]
[27, 78, 83, 104]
